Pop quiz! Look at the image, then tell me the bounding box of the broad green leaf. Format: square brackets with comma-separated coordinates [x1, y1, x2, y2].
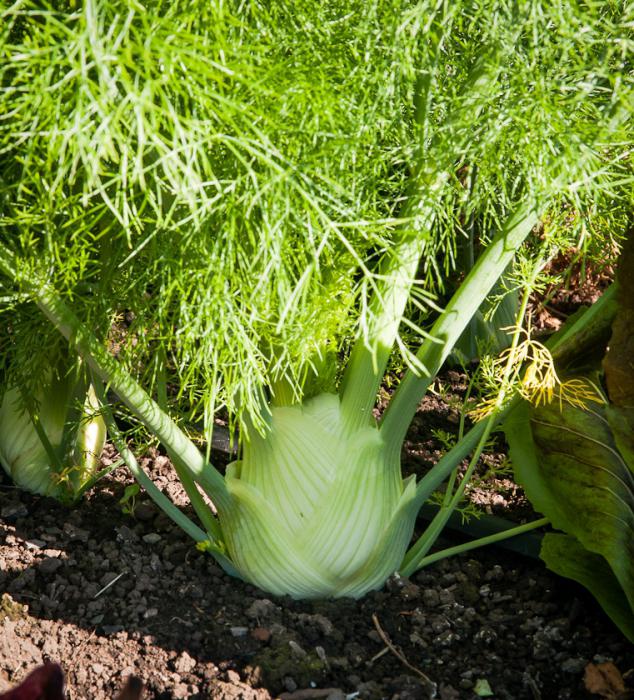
[607, 406, 634, 477]
[505, 399, 634, 621]
[541, 533, 634, 642]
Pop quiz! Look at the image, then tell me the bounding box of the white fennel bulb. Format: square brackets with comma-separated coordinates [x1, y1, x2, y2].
[221, 393, 419, 598]
[0, 380, 106, 499]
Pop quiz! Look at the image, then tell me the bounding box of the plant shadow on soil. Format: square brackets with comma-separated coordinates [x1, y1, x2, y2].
[0, 375, 633, 700]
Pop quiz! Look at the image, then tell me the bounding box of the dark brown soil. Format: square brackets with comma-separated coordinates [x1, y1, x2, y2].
[1, 377, 632, 700]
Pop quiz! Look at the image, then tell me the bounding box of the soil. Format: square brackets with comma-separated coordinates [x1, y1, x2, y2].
[1, 373, 632, 700]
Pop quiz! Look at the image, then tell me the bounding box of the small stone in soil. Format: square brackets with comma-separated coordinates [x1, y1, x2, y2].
[39, 557, 63, 575]
[246, 598, 280, 621]
[282, 676, 297, 692]
[325, 691, 346, 700]
[289, 640, 307, 658]
[1, 503, 28, 521]
[115, 525, 138, 542]
[173, 651, 197, 674]
[134, 503, 156, 521]
[142, 532, 162, 544]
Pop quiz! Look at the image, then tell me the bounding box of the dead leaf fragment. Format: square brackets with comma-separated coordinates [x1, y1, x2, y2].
[584, 662, 625, 698]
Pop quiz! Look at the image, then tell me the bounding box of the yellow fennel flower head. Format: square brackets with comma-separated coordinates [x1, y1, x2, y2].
[471, 332, 604, 421]
[518, 341, 603, 410]
[221, 393, 418, 599]
[518, 342, 559, 407]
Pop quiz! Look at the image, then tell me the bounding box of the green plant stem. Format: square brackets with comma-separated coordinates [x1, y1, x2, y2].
[166, 450, 222, 541]
[549, 282, 618, 364]
[269, 375, 297, 408]
[93, 380, 210, 544]
[148, 356, 217, 527]
[339, 54, 505, 435]
[380, 203, 540, 461]
[106, 372, 221, 535]
[413, 414, 492, 503]
[73, 459, 125, 501]
[409, 278, 618, 508]
[96, 384, 240, 577]
[439, 373, 477, 509]
[0, 253, 235, 519]
[0, 248, 228, 536]
[36, 285, 228, 503]
[25, 403, 64, 473]
[401, 274, 538, 575]
[401, 410, 501, 576]
[339, 223, 436, 432]
[412, 516, 549, 569]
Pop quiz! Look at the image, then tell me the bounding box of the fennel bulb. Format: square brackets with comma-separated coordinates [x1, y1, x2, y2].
[0, 381, 106, 499]
[222, 394, 418, 598]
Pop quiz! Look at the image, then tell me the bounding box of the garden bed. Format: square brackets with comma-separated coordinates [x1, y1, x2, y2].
[1, 377, 631, 700]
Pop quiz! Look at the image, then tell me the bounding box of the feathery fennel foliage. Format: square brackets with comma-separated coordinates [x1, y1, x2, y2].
[0, 0, 632, 595]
